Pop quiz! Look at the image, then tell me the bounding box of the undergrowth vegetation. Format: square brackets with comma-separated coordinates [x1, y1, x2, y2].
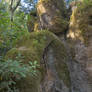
[0, 55, 39, 92]
[0, 1, 39, 92]
[0, 1, 28, 55]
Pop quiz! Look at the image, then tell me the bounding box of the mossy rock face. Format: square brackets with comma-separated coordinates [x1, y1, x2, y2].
[36, 0, 68, 33]
[68, 0, 92, 61]
[68, 1, 92, 89]
[6, 31, 71, 92]
[68, 0, 92, 45]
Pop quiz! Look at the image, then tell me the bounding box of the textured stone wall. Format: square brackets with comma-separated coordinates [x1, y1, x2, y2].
[35, 0, 68, 33]
[67, 1, 92, 91]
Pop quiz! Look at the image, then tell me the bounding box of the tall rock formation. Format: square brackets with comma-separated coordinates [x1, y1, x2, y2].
[32, 0, 68, 34]
[4, 0, 92, 92]
[67, 0, 92, 91]
[6, 31, 71, 92]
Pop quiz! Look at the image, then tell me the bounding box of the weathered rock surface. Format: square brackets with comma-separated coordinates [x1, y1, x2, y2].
[5, 0, 92, 92]
[6, 31, 71, 92]
[36, 0, 68, 33]
[67, 1, 92, 91]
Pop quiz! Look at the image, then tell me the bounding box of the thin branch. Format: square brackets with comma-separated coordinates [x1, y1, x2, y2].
[12, 0, 21, 12]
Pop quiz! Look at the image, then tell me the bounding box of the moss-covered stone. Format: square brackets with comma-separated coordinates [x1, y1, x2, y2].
[50, 40, 70, 87]
[27, 0, 68, 34]
[68, 0, 92, 45]
[6, 31, 70, 92]
[35, 0, 68, 34]
[68, 1, 92, 89]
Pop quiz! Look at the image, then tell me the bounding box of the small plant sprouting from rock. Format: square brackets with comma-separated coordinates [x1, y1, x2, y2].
[0, 57, 39, 92]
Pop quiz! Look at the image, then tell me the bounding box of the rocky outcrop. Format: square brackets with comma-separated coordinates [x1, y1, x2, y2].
[6, 31, 71, 92]
[27, 0, 68, 33]
[5, 0, 92, 92]
[67, 0, 92, 91]
[35, 0, 68, 33]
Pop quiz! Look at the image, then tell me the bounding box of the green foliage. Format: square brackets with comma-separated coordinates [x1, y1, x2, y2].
[0, 1, 28, 55]
[0, 2, 40, 91]
[0, 57, 39, 92]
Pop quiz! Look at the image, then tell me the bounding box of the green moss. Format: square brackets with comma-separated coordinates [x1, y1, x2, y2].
[16, 71, 42, 92]
[69, 1, 92, 45]
[6, 30, 70, 90]
[37, 0, 68, 33]
[77, 0, 92, 11]
[50, 39, 70, 87]
[6, 31, 65, 75]
[51, 16, 68, 33]
[76, 4, 92, 45]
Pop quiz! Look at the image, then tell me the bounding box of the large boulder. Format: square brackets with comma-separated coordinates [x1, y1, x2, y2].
[6, 31, 71, 92]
